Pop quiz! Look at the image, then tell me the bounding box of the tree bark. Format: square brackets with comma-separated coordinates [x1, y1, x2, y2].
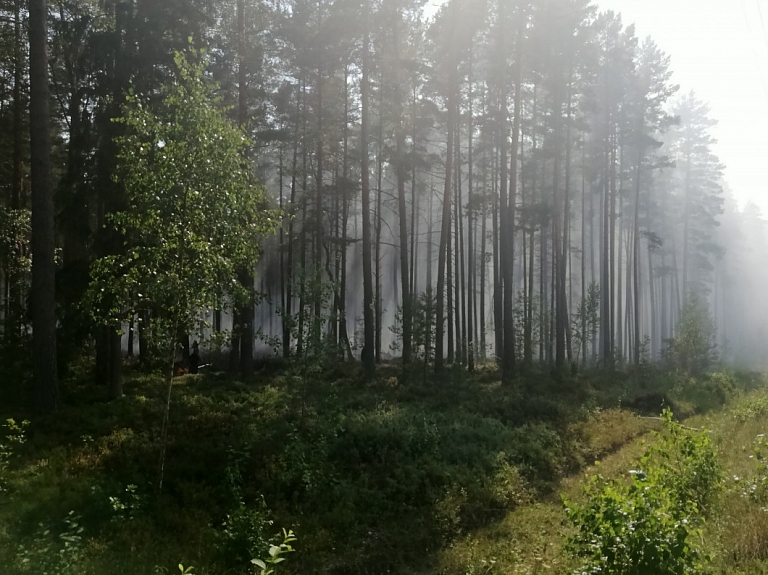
[236, 0, 254, 378]
[361, 15, 375, 379]
[396, 76, 412, 367]
[30, 0, 59, 412]
[435, 73, 455, 374]
[503, 33, 522, 380]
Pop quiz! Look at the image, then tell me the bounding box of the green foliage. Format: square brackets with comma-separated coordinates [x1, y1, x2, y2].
[87, 48, 277, 350]
[283, 270, 335, 371]
[513, 292, 541, 363]
[734, 396, 768, 423]
[673, 370, 737, 413]
[217, 456, 273, 569]
[0, 208, 32, 343]
[564, 410, 720, 574]
[0, 209, 31, 287]
[740, 433, 768, 503]
[0, 365, 751, 574]
[572, 282, 600, 366]
[108, 484, 142, 521]
[251, 529, 297, 575]
[390, 287, 437, 364]
[412, 288, 438, 364]
[565, 471, 706, 575]
[15, 511, 85, 575]
[644, 409, 722, 511]
[0, 418, 28, 494]
[665, 293, 717, 374]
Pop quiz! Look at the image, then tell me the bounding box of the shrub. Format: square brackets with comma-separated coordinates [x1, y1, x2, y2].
[644, 410, 722, 511]
[740, 433, 768, 503]
[216, 458, 273, 569]
[664, 293, 717, 374]
[564, 411, 720, 574]
[0, 418, 28, 494]
[734, 395, 768, 423]
[15, 511, 85, 575]
[565, 471, 706, 575]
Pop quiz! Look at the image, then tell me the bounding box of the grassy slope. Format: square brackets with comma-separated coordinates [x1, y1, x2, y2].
[0, 361, 764, 574]
[437, 375, 768, 575]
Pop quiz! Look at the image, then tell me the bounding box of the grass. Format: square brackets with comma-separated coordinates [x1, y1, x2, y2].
[0, 359, 764, 574]
[436, 371, 768, 575]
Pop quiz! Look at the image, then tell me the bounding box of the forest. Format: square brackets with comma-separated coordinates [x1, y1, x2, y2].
[3, 0, 768, 572]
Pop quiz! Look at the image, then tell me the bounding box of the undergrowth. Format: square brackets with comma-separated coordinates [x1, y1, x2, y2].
[0, 361, 761, 574]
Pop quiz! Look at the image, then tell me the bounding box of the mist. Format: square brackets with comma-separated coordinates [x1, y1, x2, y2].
[231, 2, 768, 372]
[4, 0, 768, 378]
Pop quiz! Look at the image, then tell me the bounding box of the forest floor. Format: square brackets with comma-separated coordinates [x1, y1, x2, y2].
[0, 358, 767, 574]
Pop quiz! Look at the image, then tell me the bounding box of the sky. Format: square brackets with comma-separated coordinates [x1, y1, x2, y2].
[591, 0, 768, 215]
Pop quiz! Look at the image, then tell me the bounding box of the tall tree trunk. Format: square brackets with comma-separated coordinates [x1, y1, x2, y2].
[7, 0, 23, 342]
[497, 29, 511, 379]
[375, 76, 384, 363]
[425, 180, 434, 373]
[447, 175, 454, 365]
[339, 65, 352, 360]
[313, 67, 324, 349]
[279, 112, 286, 353]
[480, 88, 488, 361]
[410, 85, 419, 297]
[30, 0, 58, 412]
[397, 118, 412, 366]
[554, 86, 565, 370]
[528, 85, 538, 364]
[361, 16, 375, 379]
[633, 139, 644, 366]
[600, 117, 611, 364]
[580, 143, 587, 365]
[466, 67, 475, 372]
[435, 73, 455, 374]
[12, 0, 22, 212]
[682, 152, 691, 299]
[609, 128, 617, 364]
[590, 166, 597, 363]
[493, 140, 502, 362]
[617, 184, 624, 360]
[231, 0, 253, 376]
[561, 80, 573, 365]
[454, 111, 462, 365]
[283, 82, 302, 359]
[504, 36, 522, 379]
[394, 22, 411, 368]
[648, 243, 656, 361]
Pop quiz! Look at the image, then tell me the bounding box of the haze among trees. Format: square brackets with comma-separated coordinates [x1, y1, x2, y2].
[2, 0, 768, 573]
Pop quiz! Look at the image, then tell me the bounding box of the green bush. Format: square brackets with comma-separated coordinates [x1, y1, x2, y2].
[740, 433, 768, 503]
[216, 459, 273, 570]
[734, 395, 768, 423]
[564, 411, 720, 574]
[644, 410, 722, 511]
[0, 418, 28, 494]
[14, 511, 85, 575]
[664, 293, 717, 374]
[565, 471, 706, 575]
